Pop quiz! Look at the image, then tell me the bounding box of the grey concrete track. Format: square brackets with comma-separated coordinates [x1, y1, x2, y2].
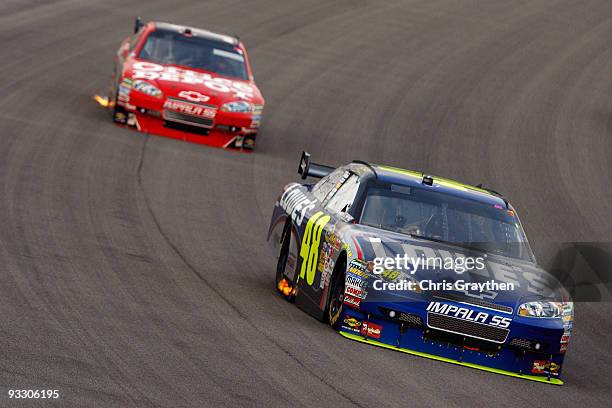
[0, 0, 611, 407]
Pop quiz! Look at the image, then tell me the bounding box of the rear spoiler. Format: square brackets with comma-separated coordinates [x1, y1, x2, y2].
[297, 151, 334, 180]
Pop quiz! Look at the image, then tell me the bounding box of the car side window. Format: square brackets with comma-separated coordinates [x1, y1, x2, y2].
[326, 174, 360, 213]
[312, 169, 349, 202]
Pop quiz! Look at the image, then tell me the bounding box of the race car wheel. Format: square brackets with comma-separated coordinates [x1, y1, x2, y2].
[327, 257, 346, 329]
[275, 221, 297, 302]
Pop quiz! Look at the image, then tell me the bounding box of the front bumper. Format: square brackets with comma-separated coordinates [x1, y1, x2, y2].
[116, 88, 262, 149]
[338, 301, 567, 385]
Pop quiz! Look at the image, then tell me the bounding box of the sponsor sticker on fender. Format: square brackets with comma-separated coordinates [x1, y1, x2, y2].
[344, 272, 367, 307]
[341, 316, 362, 333]
[348, 260, 370, 279]
[163, 99, 217, 118]
[531, 360, 560, 376]
[279, 184, 317, 226]
[345, 285, 363, 298]
[361, 321, 382, 339]
[320, 255, 335, 290]
[345, 273, 365, 288]
[343, 294, 361, 308]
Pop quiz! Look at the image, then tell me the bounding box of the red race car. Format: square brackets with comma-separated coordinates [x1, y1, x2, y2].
[106, 18, 264, 150]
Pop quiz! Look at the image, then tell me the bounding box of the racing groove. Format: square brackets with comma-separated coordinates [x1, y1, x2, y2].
[0, 0, 611, 407]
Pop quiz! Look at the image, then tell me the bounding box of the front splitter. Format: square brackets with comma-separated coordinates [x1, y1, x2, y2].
[339, 331, 564, 385]
[133, 113, 252, 151]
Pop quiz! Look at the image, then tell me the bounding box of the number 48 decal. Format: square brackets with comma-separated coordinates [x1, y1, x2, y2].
[299, 211, 331, 286]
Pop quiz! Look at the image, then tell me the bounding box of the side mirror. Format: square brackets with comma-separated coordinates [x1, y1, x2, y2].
[134, 16, 144, 34]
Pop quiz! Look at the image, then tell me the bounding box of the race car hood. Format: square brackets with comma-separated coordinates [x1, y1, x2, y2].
[341, 224, 568, 308]
[124, 59, 264, 106]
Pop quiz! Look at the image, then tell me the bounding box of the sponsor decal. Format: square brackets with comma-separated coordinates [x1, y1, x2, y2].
[531, 360, 560, 376]
[163, 99, 216, 118]
[560, 329, 571, 353]
[118, 84, 131, 102]
[127, 113, 137, 127]
[426, 302, 512, 329]
[326, 231, 341, 248]
[178, 90, 210, 103]
[348, 260, 370, 279]
[342, 243, 353, 258]
[114, 111, 127, 123]
[320, 255, 335, 290]
[317, 243, 333, 275]
[317, 251, 327, 273]
[345, 285, 363, 298]
[325, 171, 351, 199]
[343, 294, 361, 308]
[361, 322, 382, 339]
[279, 185, 317, 226]
[132, 62, 255, 99]
[348, 268, 369, 279]
[345, 273, 365, 288]
[341, 316, 362, 333]
[250, 115, 262, 128]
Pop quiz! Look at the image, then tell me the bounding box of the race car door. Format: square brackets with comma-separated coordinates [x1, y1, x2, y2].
[295, 171, 361, 318]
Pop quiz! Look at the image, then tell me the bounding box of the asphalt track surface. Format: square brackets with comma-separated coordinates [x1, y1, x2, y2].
[1, 1, 611, 407]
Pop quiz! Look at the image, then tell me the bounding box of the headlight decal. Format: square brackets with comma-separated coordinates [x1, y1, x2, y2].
[517, 300, 573, 319]
[220, 101, 252, 113]
[517, 301, 563, 318]
[133, 80, 162, 98]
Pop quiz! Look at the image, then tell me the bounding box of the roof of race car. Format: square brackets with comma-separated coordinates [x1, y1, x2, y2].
[355, 163, 509, 208]
[153, 22, 239, 46]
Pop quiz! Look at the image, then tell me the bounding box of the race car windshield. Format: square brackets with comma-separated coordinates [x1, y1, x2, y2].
[138, 30, 248, 80]
[359, 184, 534, 261]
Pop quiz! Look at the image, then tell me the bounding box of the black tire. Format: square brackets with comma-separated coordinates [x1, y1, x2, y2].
[326, 257, 346, 329]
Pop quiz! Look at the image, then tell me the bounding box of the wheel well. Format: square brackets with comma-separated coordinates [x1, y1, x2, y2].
[280, 216, 292, 244]
[324, 251, 347, 320]
[332, 252, 347, 284]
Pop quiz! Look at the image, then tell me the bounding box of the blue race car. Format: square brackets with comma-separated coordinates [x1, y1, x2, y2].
[268, 152, 573, 385]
